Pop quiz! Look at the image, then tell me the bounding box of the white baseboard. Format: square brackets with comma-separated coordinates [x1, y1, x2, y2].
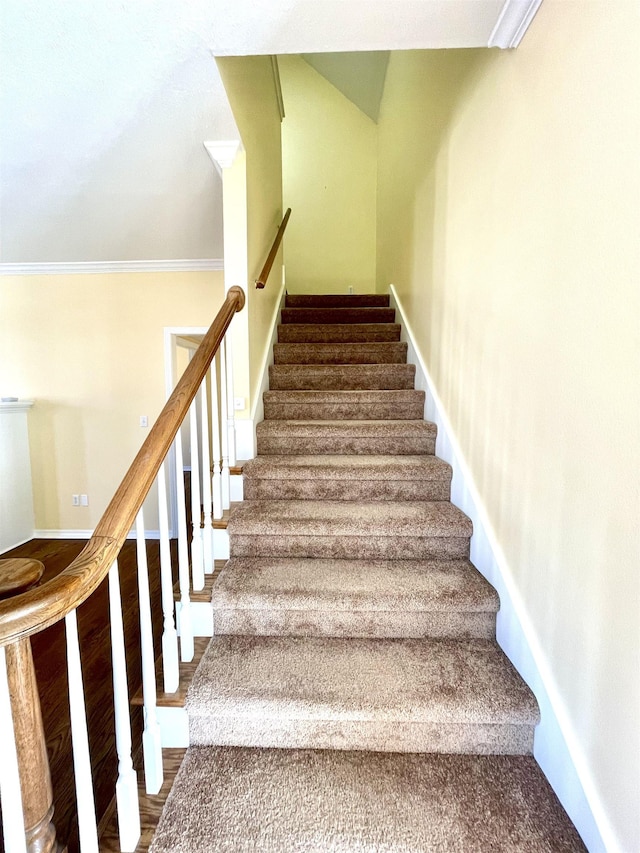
[157, 707, 189, 748]
[247, 281, 287, 458]
[230, 472, 244, 503]
[389, 285, 607, 853]
[234, 420, 255, 463]
[0, 535, 35, 555]
[213, 528, 229, 560]
[34, 529, 163, 540]
[176, 601, 213, 638]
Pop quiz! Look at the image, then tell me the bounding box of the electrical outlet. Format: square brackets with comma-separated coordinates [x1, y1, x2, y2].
[80, 494, 89, 506]
[233, 397, 245, 411]
[72, 495, 80, 506]
[140, 415, 148, 427]
[348, 285, 354, 294]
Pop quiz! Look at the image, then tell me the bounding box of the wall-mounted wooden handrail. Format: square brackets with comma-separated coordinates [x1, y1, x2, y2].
[0, 286, 246, 646]
[255, 208, 291, 289]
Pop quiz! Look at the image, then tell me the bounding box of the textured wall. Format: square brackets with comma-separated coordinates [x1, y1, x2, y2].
[0, 271, 225, 530]
[279, 55, 378, 295]
[216, 56, 284, 409]
[376, 3, 640, 851]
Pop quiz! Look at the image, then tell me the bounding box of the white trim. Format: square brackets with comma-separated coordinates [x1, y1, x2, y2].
[34, 529, 163, 540]
[156, 707, 189, 748]
[0, 259, 223, 276]
[203, 140, 243, 175]
[389, 284, 608, 853]
[247, 280, 287, 457]
[270, 56, 285, 121]
[488, 0, 544, 48]
[0, 535, 34, 555]
[164, 326, 209, 539]
[233, 421, 255, 465]
[0, 400, 34, 413]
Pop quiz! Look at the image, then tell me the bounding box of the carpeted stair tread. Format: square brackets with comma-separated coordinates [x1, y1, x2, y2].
[228, 499, 471, 539]
[243, 455, 452, 501]
[186, 635, 539, 753]
[273, 341, 408, 364]
[281, 306, 396, 324]
[244, 454, 451, 481]
[148, 747, 586, 853]
[228, 500, 471, 560]
[213, 557, 498, 613]
[269, 363, 415, 390]
[285, 293, 390, 308]
[278, 322, 401, 343]
[257, 419, 436, 456]
[263, 389, 425, 420]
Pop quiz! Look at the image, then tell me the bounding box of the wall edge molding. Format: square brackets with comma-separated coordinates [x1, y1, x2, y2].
[203, 140, 243, 175]
[389, 284, 612, 853]
[488, 0, 544, 48]
[0, 259, 224, 276]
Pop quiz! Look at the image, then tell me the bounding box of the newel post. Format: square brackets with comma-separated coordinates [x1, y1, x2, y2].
[0, 559, 64, 853]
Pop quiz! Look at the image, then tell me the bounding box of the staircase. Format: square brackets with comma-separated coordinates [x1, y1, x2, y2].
[149, 293, 585, 852]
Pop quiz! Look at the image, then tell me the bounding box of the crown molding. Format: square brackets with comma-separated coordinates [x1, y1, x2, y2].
[0, 400, 34, 413]
[488, 0, 543, 48]
[204, 140, 243, 175]
[0, 259, 224, 276]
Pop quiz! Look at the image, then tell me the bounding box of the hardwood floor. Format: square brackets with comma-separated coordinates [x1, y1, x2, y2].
[0, 538, 171, 853]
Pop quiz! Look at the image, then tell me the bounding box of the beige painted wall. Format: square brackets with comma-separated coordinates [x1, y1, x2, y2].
[279, 55, 378, 294]
[0, 271, 224, 532]
[376, 4, 639, 851]
[216, 56, 284, 411]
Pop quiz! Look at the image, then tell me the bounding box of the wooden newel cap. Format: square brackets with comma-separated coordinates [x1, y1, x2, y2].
[0, 559, 45, 600]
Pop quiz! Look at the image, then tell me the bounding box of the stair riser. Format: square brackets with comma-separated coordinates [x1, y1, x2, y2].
[256, 435, 436, 455]
[285, 294, 390, 308]
[278, 324, 401, 343]
[212, 609, 496, 640]
[230, 535, 469, 560]
[282, 308, 396, 324]
[263, 401, 425, 420]
[258, 435, 436, 456]
[188, 718, 534, 755]
[269, 364, 415, 391]
[273, 343, 408, 365]
[243, 479, 451, 501]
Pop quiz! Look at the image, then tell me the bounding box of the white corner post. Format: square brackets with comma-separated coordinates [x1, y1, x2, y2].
[204, 140, 252, 463]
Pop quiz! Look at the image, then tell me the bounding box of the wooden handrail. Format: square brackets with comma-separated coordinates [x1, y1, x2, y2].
[0, 286, 246, 646]
[255, 208, 291, 289]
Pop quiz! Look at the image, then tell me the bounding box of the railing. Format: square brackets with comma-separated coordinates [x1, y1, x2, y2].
[255, 207, 291, 289]
[0, 286, 245, 853]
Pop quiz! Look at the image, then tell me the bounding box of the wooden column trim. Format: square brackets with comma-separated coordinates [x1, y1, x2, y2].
[5, 636, 64, 853]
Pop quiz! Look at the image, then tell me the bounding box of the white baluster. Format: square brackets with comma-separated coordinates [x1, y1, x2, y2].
[219, 339, 231, 510]
[135, 511, 163, 795]
[108, 561, 141, 852]
[211, 358, 223, 521]
[189, 397, 204, 591]
[0, 645, 27, 853]
[225, 331, 237, 468]
[174, 431, 194, 662]
[200, 376, 214, 573]
[157, 463, 179, 692]
[65, 609, 99, 853]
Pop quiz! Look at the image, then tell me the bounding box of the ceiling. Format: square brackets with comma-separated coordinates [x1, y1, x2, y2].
[302, 53, 390, 123]
[0, 0, 542, 268]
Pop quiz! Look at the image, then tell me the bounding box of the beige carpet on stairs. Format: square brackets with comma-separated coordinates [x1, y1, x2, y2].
[149, 292, 586, 851]
[149, 748, 585, 852]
